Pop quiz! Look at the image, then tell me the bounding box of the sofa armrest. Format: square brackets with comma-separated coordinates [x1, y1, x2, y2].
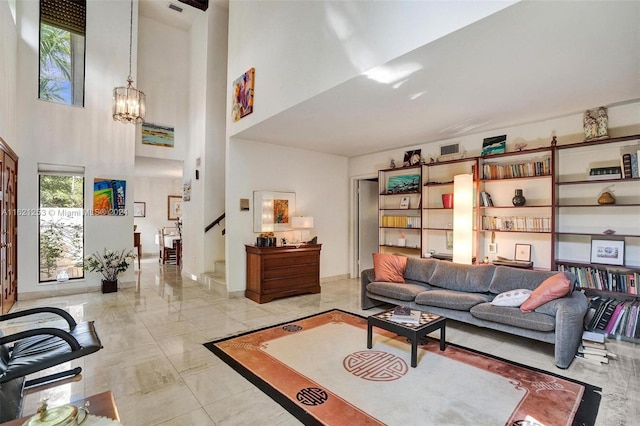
[361, 268, 383, 310]
[535, 291, 588, 368]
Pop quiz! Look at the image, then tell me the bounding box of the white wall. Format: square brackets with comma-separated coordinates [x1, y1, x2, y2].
[136, 16, 188, 161]
[15, 0, 138, 295]
[0, 0, 17, 146]
[226, 0, 516, 136]
[133, 176, 182, 255]
[226, 139, 349, 293]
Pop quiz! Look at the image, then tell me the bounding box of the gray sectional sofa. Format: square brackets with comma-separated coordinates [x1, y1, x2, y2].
[361, 257, 588, 368]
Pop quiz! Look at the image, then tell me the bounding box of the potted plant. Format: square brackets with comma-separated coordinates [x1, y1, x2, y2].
[83, 248, 136, 293]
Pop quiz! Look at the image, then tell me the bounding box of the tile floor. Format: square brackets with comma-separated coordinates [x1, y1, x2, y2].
[6, 259, 639, 425]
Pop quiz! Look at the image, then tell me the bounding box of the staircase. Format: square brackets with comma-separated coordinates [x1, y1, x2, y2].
[201, 260, 226, 289]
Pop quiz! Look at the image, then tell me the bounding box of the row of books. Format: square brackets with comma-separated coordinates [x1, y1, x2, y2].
[620, 145, 640, 179]
[481, 216, 551, 232]
[381, 216, 421, 228]
[482, 157, 551, 180]
[557, 264, 637, 294]
[585, 296, 640, 339]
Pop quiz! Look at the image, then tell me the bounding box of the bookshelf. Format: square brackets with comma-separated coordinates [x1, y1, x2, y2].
[378, 165, 422, 255]
[421, 158, 477, 258]
[555, 134, 640, 341]
[477, 147, 554, 269]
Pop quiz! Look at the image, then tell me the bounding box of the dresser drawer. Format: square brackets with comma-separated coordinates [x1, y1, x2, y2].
[264, 254, 317, 268]
[264, 264, 318, 280]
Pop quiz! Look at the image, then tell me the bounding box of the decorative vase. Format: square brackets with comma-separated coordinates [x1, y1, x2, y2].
[102, 279, 118, 293]
[512, 189, 526, 206]
[597, 191, 615, 205]
[442, 193, 454, 209]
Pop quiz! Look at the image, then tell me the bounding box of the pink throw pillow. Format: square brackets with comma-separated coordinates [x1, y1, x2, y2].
[372, 253, 407, 283]
[520, 273, 572, 313]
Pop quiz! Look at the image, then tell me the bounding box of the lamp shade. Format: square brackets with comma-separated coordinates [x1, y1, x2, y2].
[453, 174, 474, 265]
[292, 216, 314, 229]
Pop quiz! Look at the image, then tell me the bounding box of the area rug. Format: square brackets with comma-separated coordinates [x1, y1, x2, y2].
[204, 309, 600, 426]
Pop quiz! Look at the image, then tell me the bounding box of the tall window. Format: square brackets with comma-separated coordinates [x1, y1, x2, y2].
[39, 0, 86, 106]
[39, 166, 85, 283]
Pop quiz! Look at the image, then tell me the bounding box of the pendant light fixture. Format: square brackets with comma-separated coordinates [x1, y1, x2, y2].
[112, 0, 145, 124]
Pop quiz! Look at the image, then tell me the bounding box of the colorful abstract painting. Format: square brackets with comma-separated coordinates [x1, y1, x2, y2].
[232, 67, 255, 121]
[93, 178, 126, 216]
[273, 199, 289, 224]
[141, 123, 175, 148]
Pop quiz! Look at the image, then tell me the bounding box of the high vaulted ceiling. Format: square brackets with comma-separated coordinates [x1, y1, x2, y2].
[234, 1, 640, 157]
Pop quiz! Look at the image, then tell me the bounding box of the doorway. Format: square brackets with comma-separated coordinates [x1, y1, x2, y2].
[356, 178, 378, 276]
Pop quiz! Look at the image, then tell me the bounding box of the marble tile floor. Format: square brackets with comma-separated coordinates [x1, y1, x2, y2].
[6, 260, 639, 425]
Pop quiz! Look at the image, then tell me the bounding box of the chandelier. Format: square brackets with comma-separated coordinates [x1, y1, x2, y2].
[112, 0, 145, 124]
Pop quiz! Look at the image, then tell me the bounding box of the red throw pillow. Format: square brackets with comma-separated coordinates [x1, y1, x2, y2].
[372, 253, 407, 283]
[520, 272, 572, 313]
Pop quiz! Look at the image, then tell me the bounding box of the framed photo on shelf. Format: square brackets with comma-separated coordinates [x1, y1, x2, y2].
[168, 195, 182, 220]
[514, 243, 531, 262]
[590, 239, 624, 266]
[399, 196, 410, 209]
[446, 230, 454, 250]
[133, 202, 146, 217]
[403, 149, 421, 167]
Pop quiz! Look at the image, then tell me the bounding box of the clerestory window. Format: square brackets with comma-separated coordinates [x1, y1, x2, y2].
[39, 0, 86, 106]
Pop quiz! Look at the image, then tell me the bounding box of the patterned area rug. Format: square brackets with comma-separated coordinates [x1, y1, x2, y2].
[204, 310, 600, 426]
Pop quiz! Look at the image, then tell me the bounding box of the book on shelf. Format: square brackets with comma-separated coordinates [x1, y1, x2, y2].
[575, 352, 606, 366]
[619, 145, 640, 179]
[575, 350, 609, 364]
[621, 153, 633, 179]
[582, 330, 605, 344]
[480, 191, 494, 207]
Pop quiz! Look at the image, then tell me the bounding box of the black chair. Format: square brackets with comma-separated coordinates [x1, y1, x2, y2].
[0, 307, 102, 421]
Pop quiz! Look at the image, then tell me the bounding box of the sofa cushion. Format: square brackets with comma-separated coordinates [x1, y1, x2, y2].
[404, 257, 439, 284]
[366, 282, 425, 301]
[470, 303, 555, 332]
[428, 262, 495, 293]
[491, 289, 532, 307]
[415, 290, 493, 311]
[520, 273, 572, 313]
[372, 253, 407, 283]
[488, 266, 560, 294]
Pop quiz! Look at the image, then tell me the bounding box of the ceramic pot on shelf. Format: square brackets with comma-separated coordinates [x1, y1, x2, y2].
[512, 189, 526, 207]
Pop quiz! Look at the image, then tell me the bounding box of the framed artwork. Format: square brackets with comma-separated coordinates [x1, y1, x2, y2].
[386, 174, 420, 194]
[232, 67, 255, 121]
[168, 195, 182, 220]
[514, 243, 532, 262]
[134, 202, 146, 217]
[399, 196, 410, 209]
[590, 239, 624, 266]
[141, 123, 174, 148]
[481, 135, 507, 156]
[253, 191, 296, 232]
[403, 149, 421, 167]
[93, 178, 126, 216]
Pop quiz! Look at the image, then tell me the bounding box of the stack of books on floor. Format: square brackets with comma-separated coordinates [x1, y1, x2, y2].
[575, 331, 616, 365]
[390, 306, 420, 324]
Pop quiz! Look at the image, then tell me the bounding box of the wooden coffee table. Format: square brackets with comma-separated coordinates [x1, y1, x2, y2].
[367, 307, 446, 367]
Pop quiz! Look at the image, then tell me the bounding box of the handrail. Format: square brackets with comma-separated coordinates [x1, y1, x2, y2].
[205, 212, 225, 233]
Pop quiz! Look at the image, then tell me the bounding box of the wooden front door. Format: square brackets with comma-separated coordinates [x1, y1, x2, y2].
[0, 138, 17, 314]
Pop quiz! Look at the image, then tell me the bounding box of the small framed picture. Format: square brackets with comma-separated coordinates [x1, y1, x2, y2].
[514, 243, 531, 262]
[168, 195, 182, 220]
[403, 149, 421, 167]
[590, 239, 625, 266]
[133, 202, 146, 217]
[446, 230, 454, 250]
[399, 196, 410, 209]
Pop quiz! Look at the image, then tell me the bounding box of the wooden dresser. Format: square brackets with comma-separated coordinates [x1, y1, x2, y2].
[245, 244, 322, 303]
